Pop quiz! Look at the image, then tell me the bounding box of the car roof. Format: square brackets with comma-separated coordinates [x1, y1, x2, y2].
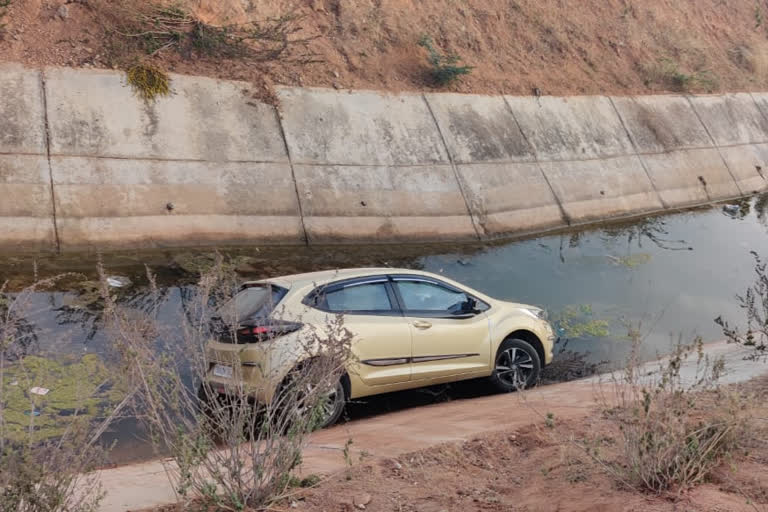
[246, 268, 445, 290]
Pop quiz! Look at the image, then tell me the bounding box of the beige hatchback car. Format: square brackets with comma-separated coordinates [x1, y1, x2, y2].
[206, 268, 555, 427]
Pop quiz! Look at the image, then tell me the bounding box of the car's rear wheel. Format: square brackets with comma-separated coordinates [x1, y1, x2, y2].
[314, 378, 345, 429]
[489, 338, 541, 392]
[278, 372, 346, 430]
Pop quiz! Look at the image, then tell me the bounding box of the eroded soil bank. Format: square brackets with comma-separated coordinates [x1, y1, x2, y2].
[3, 0, 768, 98]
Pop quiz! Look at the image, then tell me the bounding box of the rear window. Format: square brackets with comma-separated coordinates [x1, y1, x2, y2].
[219, 284, 288, 324]
[324, 282, 392, 312]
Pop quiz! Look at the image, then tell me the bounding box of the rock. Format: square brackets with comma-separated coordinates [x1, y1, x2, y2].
[337, 497, 355, 512]
[333, 82, 342, 90]
[57, 5, 69, 19]
[353, 493, 372, 507]
[333, 71, 340, 78]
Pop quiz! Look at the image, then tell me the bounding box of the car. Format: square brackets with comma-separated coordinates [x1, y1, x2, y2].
[205, 268, 555, 428]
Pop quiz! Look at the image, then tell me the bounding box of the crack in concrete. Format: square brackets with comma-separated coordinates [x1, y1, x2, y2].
[39, 69, 61, 253]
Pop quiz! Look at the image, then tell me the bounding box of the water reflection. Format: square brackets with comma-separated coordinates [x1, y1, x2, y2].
[3, 197, 768, 364]
[600, 216, 692, 252]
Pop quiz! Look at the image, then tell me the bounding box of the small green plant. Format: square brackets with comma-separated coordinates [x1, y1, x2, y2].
[648, 59, 718, 92]
[756, 3, 764, 28]
[716, 251, 768, 359]
[545, 412, 555, 429]
[126, 64, 171, 101]
[343, 437, 354, 466]
[299, 474, 321, 488]
[0, 0, 11, 38]
[621, 2, 636, 19]
[418, 35, 473, 86]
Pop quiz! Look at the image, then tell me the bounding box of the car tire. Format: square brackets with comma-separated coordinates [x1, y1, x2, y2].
[489, 338, 541, 392]
[316, 378, 346, 429]
[277, 373, 346, 430]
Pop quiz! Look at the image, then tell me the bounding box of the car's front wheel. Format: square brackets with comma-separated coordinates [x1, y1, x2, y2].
[489, 338, 541, 392]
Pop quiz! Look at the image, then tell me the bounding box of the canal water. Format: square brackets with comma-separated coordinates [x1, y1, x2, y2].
[1, 195, 766, 462]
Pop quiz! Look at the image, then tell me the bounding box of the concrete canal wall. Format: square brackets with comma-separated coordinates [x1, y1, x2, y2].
[2, 62, 767, 251]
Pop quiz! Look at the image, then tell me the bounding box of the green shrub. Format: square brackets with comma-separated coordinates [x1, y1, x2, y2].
[418, 35, 473, 86]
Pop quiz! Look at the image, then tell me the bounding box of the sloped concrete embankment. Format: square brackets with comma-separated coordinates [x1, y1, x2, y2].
[2, 62, 767, 251]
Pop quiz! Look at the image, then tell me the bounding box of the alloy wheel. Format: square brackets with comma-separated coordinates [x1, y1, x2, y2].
[495, 346, 535, 389]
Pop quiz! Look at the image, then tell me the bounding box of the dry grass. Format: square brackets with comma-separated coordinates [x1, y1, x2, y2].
[0, 275, 131, 512]
[101, 259, 353, 511]
[100, 1, 318, 67]
[717, 251, 768, 359]
[592, 334, 757, 495]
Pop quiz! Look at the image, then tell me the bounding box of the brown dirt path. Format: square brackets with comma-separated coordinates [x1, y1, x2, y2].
[97, 341, 768, 512]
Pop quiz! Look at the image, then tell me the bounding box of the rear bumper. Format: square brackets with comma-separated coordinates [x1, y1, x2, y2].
[204, 373, 274, 404]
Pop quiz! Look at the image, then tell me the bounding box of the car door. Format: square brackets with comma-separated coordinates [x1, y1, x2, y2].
[392, 275, 491, 381]
[314, 277, 412, 386]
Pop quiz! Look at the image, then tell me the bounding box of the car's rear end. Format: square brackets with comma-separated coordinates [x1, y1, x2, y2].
[204, 281, 306, 403]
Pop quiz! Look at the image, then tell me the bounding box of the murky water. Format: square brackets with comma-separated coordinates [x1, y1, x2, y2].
[2, 195, 767, 463]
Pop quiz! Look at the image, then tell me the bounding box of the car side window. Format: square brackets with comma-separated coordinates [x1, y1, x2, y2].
[395, 280, 469, 313]
[324, 282, 393, 313]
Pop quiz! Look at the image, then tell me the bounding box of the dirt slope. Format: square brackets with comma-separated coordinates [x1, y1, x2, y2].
[2, 0, 768, 97]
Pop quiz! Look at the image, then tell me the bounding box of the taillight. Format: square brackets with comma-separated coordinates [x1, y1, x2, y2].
[234, 321, 302, 344]
[239, 326, 270, 335]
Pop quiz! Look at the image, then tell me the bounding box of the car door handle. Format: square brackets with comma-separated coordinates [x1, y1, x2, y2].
[413, 320, 432, 330]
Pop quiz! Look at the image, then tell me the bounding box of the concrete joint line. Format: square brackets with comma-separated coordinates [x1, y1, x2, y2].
[39, 69, 61, 253]
[607, 96, 669, 209]
[634, 141, 767, 156]
[44, 153, 291, 166]
[501, 95, 571, 226]
[275, 108, 309, 246]
[750, 92, 768, 129]
[685, 95, 744, 197]
[421, 94, 482, 240]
